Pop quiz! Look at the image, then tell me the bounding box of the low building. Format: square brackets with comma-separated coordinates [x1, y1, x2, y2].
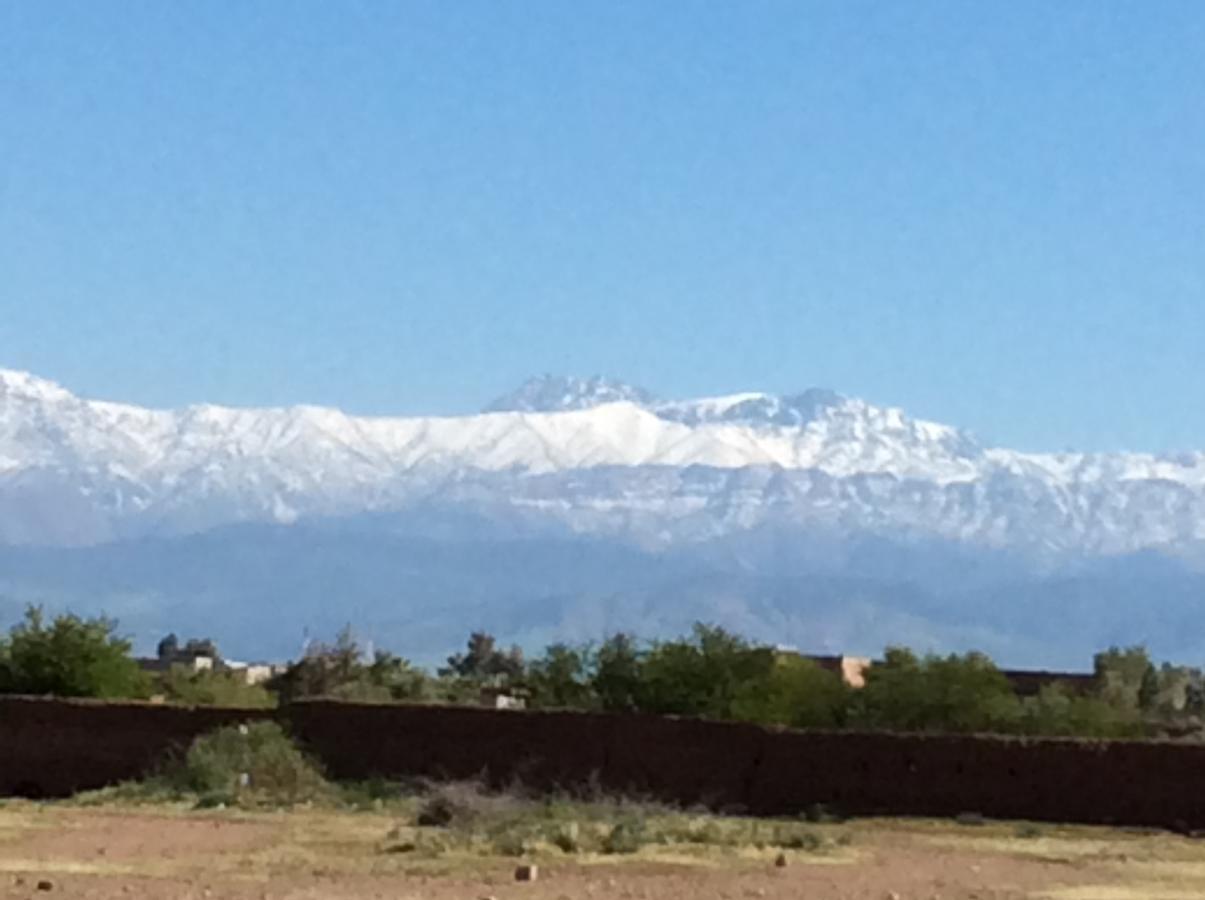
[222, 661, 285, 686]
[137, 653, 214, 675]
[480, 685, 528, 710]
[805, 654, 872, 688]
[139, 655, 284, 686]
[775, 648, 873, 688]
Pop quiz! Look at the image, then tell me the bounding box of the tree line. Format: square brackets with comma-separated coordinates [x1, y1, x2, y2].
[0, 605, 1199, 741]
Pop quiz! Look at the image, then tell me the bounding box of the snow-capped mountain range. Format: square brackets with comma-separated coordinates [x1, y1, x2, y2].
[1, 368, 1203, 557]
[4, 367, 1205, 666]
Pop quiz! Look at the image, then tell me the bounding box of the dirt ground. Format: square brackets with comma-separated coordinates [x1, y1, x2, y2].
[2, 803, 1205, 900]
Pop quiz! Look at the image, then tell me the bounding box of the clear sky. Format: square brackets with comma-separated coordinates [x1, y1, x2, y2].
[1, 2, 1203, 453]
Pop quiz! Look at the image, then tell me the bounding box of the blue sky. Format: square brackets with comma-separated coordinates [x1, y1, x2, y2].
[1, 2, 1203, 452]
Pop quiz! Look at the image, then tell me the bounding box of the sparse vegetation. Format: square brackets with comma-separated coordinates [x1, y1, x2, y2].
[88, 723, 852, 862]
[394, 778, 844, 859]
[81, 723, 843, 861]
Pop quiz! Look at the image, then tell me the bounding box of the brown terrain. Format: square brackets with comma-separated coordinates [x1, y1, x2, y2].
[2, 803, 1203, 900]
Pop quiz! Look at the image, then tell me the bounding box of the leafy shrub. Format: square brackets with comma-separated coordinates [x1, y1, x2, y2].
[682, 819, 724, 844]
[416, 793, 459, 827]
[602, 817, 648, 854]
[168, 721, 330, 806]
[551, 820, 581, 853]
[490, 831, 531, 857]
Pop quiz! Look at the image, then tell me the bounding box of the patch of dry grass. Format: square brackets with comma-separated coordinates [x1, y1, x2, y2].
[1038, 884, 1205, 900]
[0, 788, 856, 885]
[1032, 856, 1205, 899]
[376, 779, 856, 866]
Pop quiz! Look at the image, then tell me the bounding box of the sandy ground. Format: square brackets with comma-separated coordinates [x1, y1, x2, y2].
[2, 803, 1205, 900]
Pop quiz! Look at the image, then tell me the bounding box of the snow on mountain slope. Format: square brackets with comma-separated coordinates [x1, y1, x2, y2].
[1, 367, 1203, 552]
[0, 369, 986, 481]
[484, 375, 658, 412]
[655, 388, 844, 428]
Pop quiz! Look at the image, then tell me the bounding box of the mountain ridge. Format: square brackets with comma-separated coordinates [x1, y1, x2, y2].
[1, 368, 1203, 557]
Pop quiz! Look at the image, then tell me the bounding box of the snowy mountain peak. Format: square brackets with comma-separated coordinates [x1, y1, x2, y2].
[484, 375, 658, 413]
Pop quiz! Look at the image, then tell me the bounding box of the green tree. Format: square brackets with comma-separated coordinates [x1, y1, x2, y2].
[272, 626, 362, 701]
[0, 606, 150, 699]
[440, 631, 525, 684]
[271, 628, 431, 704]
[1153, 663, 1199, 714]
[852, 647, 1020, 734]
[364, 650, 432, 701]
[638, 624, 776, 720]
[731, 653, 848, 729]
[591, 633, 643, 712]
[1185, 674, 1205, 716]
[1015, 683, 1144, 738]
[528, 643, 594, 709]
[1093, 645, 1156, 711]
[1138, 664, 1161, 712]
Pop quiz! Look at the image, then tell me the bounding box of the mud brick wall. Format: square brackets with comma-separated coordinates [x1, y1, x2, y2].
[5, 696, 1205, 831]
[0, 696, 272, 797]
[286, 702, 768, 809]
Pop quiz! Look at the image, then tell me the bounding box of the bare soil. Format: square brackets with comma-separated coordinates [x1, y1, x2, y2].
[1, 804, 1202, 900]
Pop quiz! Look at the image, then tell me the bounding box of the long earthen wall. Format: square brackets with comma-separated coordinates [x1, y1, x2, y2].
[3, 696, 1202, 830]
